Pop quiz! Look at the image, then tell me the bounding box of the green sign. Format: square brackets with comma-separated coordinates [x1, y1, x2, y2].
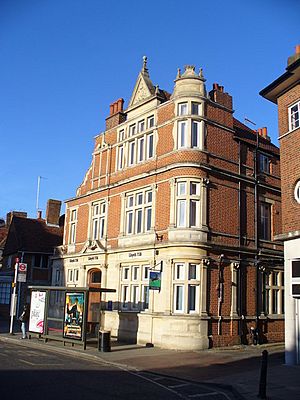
[149, 271, 161, 290]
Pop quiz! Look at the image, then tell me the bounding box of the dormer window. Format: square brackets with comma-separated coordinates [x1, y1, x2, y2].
[178, 102, 188, 116]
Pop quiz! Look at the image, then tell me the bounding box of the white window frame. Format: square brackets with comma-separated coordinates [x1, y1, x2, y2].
[120, 264, 150, 311]
[176, 180, 201, 228]
[294, 180, 300, 204]
[138, 119, 145, 133]
[264, 270, 284, 315]
[117, 144, 124, 170]
[178, 102, 188, 116]
[69, 208, 77, 244]
[91, 201, 106, 240]
[178, 120, 187, 148]
[172, 262, 200, 314]
[125, 188, 153, 235]
[147, 115, 155, 128]
[289, 101, 300, 131]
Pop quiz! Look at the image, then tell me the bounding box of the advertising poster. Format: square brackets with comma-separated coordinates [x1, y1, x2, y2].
[29, 291, 46, 333]
[149, 271, 161, 290]
[63, 292, 84, 340]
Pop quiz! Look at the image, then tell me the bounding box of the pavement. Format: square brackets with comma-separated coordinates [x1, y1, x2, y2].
[0, 318, 299, 400]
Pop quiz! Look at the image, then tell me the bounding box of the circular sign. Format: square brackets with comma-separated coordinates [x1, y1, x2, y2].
[19, 263, 27, 272]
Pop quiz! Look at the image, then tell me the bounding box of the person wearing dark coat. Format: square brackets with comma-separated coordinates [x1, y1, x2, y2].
[19, 304, 30, 339]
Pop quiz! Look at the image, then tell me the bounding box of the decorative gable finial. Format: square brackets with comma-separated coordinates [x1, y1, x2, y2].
[199, 68, 204, 78]
[155, 85, 160, 95]
[142, 56, 148, 73]
[176, 68, 181, 79]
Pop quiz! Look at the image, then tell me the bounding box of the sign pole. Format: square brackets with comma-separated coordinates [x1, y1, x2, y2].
[9, 258, 19, 334]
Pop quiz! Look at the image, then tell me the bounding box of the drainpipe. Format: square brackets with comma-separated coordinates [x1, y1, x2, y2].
[217, 254, 224, 335]
[254, 131, 260, 330]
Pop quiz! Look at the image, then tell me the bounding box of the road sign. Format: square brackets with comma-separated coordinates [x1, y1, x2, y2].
[17, 273, 27, 283]
[18, 263, 27, 272]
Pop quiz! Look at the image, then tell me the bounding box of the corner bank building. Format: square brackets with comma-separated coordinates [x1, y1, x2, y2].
[53, 58, 284, 350]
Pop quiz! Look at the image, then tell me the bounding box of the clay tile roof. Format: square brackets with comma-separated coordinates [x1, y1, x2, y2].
[3, 216, 63, 255]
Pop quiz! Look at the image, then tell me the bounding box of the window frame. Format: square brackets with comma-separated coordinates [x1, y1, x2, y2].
[172, 262, 200, 314]
[289, 101, 300, 132]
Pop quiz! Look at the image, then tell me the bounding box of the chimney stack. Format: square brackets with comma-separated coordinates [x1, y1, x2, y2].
[105, 98, 126, 130]
[287, 44, 300, 67]
[209, 83, 233, 110]
[46, 199, 62, 226]
[6, 211, 27, 227]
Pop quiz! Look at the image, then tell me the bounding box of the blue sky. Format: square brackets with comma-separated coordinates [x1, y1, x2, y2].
[1, 0, 299, 219]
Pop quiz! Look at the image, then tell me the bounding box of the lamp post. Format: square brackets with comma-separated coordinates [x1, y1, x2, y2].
[9, 258, 19, 334]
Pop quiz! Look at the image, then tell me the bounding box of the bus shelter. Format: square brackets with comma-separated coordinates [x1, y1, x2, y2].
[28, 286, 116, 350]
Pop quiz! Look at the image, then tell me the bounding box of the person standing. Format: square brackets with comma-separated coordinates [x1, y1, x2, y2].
[19, 304, 30, 339]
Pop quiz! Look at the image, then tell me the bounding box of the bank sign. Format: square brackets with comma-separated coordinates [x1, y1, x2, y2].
[149, 271, 161, 290]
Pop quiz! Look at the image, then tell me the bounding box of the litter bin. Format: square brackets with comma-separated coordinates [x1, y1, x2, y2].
[98, 330, 111, 352]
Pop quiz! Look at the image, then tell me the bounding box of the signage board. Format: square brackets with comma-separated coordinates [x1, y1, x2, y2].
[63, 292, 85, 340]
[17, 273, 27, 282]
[149, 271, 161, 291]
[29, 291, 46, 334]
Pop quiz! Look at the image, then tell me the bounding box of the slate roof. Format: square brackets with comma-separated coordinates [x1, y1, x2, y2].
[3, 216, 63, 255]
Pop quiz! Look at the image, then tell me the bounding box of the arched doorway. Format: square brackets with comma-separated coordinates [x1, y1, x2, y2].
[87, 268, 102, 336]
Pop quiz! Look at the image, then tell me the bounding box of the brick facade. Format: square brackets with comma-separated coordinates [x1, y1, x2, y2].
[54, 60, 284, 349]
[260, 45, 300, 365]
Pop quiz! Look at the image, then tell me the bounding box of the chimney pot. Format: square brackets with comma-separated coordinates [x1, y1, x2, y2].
[37, 210, 42, 219]
[296, 45, 300, 55]
[262, 127, 267, 138]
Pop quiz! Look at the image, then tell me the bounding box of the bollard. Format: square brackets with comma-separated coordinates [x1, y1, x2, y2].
[258, 350, 268, 399]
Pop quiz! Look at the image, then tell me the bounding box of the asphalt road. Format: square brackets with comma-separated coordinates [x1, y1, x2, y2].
[0, 341, 233, 400]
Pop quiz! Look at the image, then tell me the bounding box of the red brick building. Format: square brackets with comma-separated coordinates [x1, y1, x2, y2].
[260, 45, 300, 364]
[0, 200, 63, 317]
[54, 59, 283, 349]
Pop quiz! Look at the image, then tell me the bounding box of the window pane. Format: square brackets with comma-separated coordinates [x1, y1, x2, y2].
[189, 264, 197, 280]
[129, 141, 135, 165]
[143, 286, 149, 309]
[188, 285, 196, 311]
[175, 286, 184, 311]
[127, 211, 133, 234]
[146, 207, 152, 231]
[177, 182, 186, 196]
[178, 121, 187, 147]
[177, 200, 186, 227]
[132, 286, 139, 307]
[190, 200, 198, 227]
[128, 196, 134, 208]
[192, 121, 199, 148]
[92, 219, 98, 239]
[192, 102, 200, 115]
[190, 182, 199, 195]
[147, 134, 154, 158]
[178, 103, 188, 116]
[99, 217, 105, 238]
[137, 192, 143, 205]
[138, 137, 144, 162]
[175, 264, 184, 280]
[148, 116, 154, 128]
[136, 209, 142, 233]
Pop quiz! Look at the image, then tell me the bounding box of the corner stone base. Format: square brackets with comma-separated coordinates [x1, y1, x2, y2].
[137, 312, 209, 350]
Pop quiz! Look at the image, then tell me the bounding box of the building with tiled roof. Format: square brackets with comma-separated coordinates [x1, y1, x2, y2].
[0, 200, 63, 317]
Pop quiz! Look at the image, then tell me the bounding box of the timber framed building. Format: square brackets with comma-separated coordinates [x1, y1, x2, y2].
[53, 59, 284, 349]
